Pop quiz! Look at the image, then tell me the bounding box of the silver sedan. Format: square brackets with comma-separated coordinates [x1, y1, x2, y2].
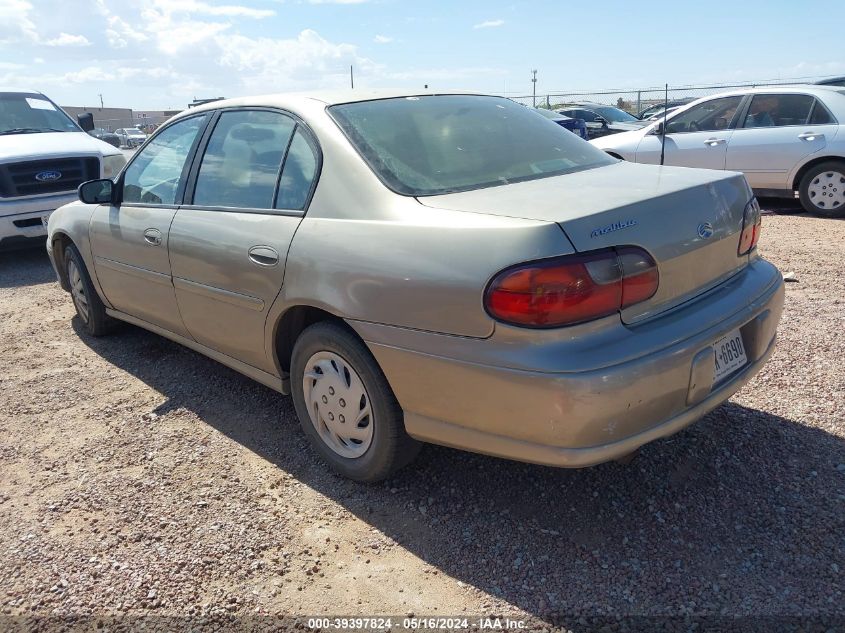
[46, 90, 784, 481]
[592, 86, 845, 216]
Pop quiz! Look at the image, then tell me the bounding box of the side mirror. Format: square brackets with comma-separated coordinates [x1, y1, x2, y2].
[78, 179, 113, 205]
[652, 121, 665, 136]
[77, 112, 95, 132]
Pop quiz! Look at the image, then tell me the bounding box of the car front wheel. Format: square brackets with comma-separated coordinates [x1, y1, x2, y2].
[798, 160, 845, 217]
[64, 244, 113, 336]
[290, 321, 420, 482]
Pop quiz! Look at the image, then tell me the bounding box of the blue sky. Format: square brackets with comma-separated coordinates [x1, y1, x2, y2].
[1, 0, 843, 109]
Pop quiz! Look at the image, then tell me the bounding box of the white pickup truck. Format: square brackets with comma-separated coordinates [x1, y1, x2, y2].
[0, 88, 126, 249]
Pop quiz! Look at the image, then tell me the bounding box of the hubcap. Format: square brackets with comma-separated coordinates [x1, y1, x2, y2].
[67, 260, 89, 324]
[302, 351, 373, 458]
[808, 170, 845, 210]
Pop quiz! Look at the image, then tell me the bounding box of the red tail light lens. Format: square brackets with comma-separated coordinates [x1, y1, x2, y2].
[738, 198, 762, 256]
[485, 247, 658, 327]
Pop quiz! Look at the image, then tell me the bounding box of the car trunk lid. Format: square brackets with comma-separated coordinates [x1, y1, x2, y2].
[418, 161, 752, 325]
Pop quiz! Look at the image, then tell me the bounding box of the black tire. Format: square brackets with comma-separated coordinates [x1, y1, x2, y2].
[64, 244, 113, 336]
[290, 321, 421, 482]
[798, 160, 845, 218]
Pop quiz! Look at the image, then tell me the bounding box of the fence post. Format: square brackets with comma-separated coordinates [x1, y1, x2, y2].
[637, 91, 641, 114]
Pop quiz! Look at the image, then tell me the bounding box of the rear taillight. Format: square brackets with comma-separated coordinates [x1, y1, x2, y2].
[738, 197, 762, 256]
[485, 246, 658, 328]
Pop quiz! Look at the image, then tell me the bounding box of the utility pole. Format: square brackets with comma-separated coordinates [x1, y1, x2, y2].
[98, 93, 103, 110]
[531, 70, 537, 107]
[350, 65, 354, 89]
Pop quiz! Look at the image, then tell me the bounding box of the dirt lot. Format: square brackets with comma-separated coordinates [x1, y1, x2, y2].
[1, 204, 843, 631]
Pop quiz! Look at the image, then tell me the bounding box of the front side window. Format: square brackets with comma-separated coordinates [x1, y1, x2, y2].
[122, 114, 208, 205]
[742, 94, 814, 128]
[665, 96, 742, 134]
[194, 110, 295, 209]
[330, 95, 613, 197]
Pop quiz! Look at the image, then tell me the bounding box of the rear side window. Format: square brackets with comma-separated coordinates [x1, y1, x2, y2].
[809, 100, 834, 124]
[275, 129, 318, 211]
[330, 95, 613, 197]
[194, 110, 296, 209]
[122, 114, 207, 205]
[742, 94, 814, 128]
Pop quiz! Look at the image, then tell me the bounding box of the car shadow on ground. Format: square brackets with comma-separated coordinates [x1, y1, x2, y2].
[0, 245, 55, 289]
[75, 320, 845, 626]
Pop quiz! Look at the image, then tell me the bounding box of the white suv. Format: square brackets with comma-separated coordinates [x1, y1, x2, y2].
[0, 89, 126, 248]
[592, 86, 845, 217]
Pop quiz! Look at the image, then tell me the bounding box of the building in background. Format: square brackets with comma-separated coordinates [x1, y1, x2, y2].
[61, 105, 134, 132]
[133, 109, 181, 133]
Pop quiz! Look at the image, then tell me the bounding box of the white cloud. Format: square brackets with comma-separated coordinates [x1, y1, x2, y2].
[473, 19, 505, 29]
[154, 0, 275, 18]
[45, 32, 91, 47]
[373, 34, 393, 44]
[0, 0, 38, 43]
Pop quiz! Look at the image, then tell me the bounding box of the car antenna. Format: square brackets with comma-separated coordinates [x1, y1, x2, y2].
[659, 83, 668, 166]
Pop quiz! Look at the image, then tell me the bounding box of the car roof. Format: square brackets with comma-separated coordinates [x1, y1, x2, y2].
[0, 87, 45, 95]
[183, 89, 487, 116]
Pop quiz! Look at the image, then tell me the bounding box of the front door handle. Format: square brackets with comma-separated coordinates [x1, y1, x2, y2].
[248, 245, 279, 267]
[798, 131, 824, 142]
[703, 138, 727, 147]
[143, 228, 163, 246]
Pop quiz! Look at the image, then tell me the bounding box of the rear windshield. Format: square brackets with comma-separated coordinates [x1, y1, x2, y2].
[329, 95, 613, 196]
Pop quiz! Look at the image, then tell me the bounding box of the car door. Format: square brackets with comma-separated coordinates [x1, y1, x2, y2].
[168, 108, 320, 373]
[635, 95, 744, 169]
[90, 113, 210, 337]
[725, 93, 839, 190]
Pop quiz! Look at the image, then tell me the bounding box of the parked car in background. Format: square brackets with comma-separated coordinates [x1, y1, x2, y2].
[114, 127, 147, 148]
[591, 86, 845, 216]
[47, 90, 783, 482]
[88, 127, 120, 148]
[0, 88, 126, 249]
[556, 103, 648, 139]
[815, 76, 845, 88]
[533, 107, 589, 139]
[637, 98, 695, 120]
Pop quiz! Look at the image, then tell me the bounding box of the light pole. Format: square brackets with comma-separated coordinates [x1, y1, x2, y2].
[531, 70, 537, 107]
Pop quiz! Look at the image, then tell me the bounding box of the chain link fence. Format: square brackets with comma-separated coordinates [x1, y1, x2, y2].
[505, 75, 831, 117]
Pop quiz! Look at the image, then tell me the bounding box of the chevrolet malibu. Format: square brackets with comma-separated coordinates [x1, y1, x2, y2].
[46, 91, 784, 482]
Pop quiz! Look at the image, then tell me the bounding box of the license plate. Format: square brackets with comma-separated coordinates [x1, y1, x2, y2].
[712, 329, 748, 383]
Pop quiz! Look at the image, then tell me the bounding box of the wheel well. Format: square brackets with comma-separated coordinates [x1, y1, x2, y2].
[274, 306, 348, 375]
[51, 233, 72, 291]
[792, 156, 845, 191]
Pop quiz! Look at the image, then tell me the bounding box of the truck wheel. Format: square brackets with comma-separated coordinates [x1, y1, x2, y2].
[290, 321, 421, 482]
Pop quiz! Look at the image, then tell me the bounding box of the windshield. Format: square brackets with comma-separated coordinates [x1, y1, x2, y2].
[127, 128, 144, 135]
[0, 92, 79, 134]
[330, 95, 613, 196]
[535, 108, 565, 120]
[593, 106, 638, 123]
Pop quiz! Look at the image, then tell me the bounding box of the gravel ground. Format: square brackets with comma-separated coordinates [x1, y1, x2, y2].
[0, 203, 843, 632]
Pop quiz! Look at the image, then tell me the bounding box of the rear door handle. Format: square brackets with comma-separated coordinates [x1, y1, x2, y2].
[248, 245, 279, 267]
[798, 131, 824, 141]
[703, 138, 727, 147]
[143, 228, 163, 246]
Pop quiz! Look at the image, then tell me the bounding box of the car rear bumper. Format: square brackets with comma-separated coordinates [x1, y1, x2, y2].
[352, 258, 784, 467]
[0, 193, 77, 245]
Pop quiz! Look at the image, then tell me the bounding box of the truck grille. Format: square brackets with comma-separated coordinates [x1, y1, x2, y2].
[0, 157, 100, 198]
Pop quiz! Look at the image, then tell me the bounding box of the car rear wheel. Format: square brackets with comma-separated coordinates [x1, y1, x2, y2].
[798, 161, 845, 217]
[64, 244, 113, 336]
[290, 321, 420, 482]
